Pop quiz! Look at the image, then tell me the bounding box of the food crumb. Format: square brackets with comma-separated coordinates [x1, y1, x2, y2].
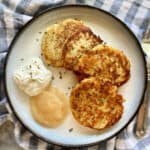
[69, 128, 73, 132]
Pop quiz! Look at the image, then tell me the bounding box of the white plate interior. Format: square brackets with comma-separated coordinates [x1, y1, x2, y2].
[5, 6, 146, 146]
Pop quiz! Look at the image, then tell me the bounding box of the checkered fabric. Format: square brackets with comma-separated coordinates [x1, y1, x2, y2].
[0, 0, 150, 150]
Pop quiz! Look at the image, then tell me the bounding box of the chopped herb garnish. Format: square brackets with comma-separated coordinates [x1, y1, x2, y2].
[68, 87, 71, 90]
[59, 71, 62, 79]
[36, 38, 39, 41]
[39, 31, 42, 34]
[20, 58, 24, 61]
[37, 65, 40, 69]
[74, 18, 80, 21]
[29, 65, 32, 68]
[78, 55, 82, 58]
[104, 42, 107, 46]
[51, 76, 54, 80]
[99, 98, 105, 103]
[69, 128, 73, 132]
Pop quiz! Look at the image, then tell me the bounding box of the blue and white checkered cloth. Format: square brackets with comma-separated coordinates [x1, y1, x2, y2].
[0, 0, 150, 150]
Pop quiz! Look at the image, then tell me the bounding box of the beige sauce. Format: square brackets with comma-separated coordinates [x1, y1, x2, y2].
[30, 86, 68, 128]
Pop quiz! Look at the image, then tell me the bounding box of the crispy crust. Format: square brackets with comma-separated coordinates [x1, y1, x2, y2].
[63, 27, 102, 70]
[70, 77, 124, 130]
[41, 19, 85, 67]
[76, 44, 130, 86]
[74, 71, 89, 82]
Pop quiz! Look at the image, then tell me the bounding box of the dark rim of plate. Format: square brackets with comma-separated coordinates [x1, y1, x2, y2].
[3, 4, 147, 148]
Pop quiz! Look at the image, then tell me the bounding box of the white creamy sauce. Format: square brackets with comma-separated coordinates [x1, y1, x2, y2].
[13, 58, 52, 96]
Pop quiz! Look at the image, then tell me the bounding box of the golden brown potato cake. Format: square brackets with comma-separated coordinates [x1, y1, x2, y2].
[76, 44, 130, 86]
[63, 27, 102, 70]
[70, 77, 124, 130]
[41, 19, 85, 67]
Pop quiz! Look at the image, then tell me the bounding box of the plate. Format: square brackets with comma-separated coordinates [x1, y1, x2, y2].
[4, 5, 147, 147]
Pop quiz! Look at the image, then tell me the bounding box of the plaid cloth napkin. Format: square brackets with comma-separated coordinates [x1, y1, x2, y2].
[0, 0, 150, 150]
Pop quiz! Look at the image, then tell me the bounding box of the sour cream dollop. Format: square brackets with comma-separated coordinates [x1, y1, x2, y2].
[13, 58, 52, 96]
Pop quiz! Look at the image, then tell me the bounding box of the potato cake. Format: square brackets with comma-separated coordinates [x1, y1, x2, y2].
[70, 77, 123, 130]
[76, 44, 130, 86]
[41, 19, 85, 67]
[63, 27, 102, 70]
